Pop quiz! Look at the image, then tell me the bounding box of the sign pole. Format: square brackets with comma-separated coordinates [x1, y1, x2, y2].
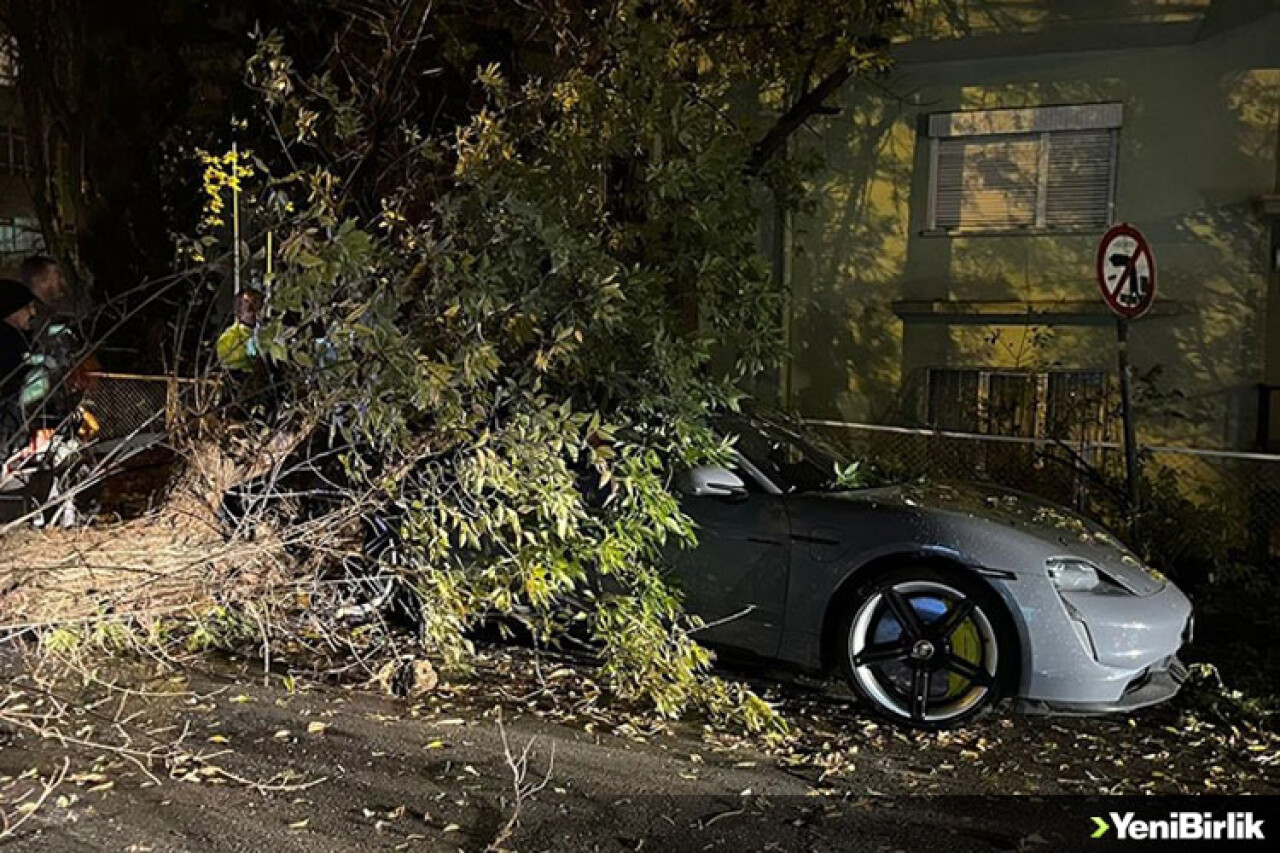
[1097, 222, 1156, 541]
[232, 143, 241, 297]
[1116, 318, 1141, 536]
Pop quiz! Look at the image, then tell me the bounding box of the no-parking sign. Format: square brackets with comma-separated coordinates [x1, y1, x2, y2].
[1096, 223, 1157, 319]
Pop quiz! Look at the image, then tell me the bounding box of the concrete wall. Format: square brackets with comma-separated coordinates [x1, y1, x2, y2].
[786, 1, 1280, 449]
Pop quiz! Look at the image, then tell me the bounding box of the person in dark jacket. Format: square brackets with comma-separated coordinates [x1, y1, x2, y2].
[0, 278, 38, 449]
[19, 255, 90, 426]
[19, 255, 67, 310]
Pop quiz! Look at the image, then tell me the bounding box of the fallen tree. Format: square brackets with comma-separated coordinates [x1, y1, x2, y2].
[4, 0, 908, 729]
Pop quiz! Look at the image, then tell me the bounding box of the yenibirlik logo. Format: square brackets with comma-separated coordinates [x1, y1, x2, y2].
[1091, 812, 1265, 841]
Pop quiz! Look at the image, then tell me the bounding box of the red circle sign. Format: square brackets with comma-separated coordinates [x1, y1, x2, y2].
[1096, 223, 1157, 319]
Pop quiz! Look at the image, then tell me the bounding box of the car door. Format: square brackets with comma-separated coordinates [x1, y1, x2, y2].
[671, 460, 789, 658]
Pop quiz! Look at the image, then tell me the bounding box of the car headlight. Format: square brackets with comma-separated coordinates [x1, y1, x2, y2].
[1045, 557, 1101, 592]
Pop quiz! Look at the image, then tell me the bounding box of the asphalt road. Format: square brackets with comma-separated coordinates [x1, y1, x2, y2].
[1, 647, 1276, 852]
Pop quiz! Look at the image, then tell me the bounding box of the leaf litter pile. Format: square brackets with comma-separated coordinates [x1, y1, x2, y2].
[0, 445, 1277, 845]
[454, 643, 1280, 796]
[0, 630, 1277, 849]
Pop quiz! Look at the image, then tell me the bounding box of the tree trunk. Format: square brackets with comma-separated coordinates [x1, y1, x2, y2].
[5, 0, 84, 291]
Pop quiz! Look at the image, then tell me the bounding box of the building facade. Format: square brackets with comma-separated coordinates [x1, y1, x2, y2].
[0, 40, 45, 272]
[785, 0, 1280, 451]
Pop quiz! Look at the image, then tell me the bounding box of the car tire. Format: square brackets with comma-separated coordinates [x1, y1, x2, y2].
[838, 565, 1016, 729]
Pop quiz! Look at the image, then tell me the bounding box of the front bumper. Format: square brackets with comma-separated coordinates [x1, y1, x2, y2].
[1019, 656, 1188, 715]
[1002, 575, 1194, 711]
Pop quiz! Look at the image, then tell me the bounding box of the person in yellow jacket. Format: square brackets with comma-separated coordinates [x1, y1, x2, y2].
[216, 289, 264, 372]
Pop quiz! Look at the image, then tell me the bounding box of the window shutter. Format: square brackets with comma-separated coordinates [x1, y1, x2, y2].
[1047, 371, 1108, 442]
[928, 369, 1110, 442]
[985, 372, 1040, 438]
[1045, 130, 1114, 228]
[933, 136, 1040, 231]
[927, 368, 982, 432]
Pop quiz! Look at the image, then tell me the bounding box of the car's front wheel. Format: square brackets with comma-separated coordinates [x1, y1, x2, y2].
[838, 566, 1015, 729]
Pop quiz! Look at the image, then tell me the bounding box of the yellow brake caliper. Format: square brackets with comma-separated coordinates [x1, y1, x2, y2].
[948, 616, 983, 697]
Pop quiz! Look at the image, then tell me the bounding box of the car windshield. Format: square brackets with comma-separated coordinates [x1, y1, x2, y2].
[719, 414, 856, 493]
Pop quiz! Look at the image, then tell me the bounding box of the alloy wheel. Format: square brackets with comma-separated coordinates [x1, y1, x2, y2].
[847, 579, 999, 724]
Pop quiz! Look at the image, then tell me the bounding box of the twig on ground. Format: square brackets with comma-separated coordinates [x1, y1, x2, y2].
[487, 712, 555, 853]
[0, 757, 70, 840]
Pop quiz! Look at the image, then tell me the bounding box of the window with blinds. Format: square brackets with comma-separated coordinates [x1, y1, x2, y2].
[926, 104, 1121, 234]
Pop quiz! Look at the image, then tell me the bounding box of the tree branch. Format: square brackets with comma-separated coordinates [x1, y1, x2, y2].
[746, 58, 855, 175]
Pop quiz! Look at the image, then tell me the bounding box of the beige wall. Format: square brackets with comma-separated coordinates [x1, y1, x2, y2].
[787, 3, 1280, 449]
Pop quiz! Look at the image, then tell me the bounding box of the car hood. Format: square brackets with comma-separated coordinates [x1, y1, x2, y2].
[829, 481, 1167, 596]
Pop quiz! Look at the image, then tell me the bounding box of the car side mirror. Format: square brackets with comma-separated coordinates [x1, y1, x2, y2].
[682, 465, 747, 498]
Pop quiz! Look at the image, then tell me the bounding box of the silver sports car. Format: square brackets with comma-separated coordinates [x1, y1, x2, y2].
[670, 413, 1193, 729]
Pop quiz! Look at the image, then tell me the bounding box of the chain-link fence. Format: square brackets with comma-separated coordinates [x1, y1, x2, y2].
[807, 420, 1280, 569]
[58, 376, 1280, 568]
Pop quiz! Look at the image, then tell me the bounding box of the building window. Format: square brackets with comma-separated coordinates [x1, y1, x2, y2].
[926, 104, 1121, 234]
[0, 124, 30, 174]
[0, 217, 45, 257]
[0, 36, 17, 87]
[926, 367, 1109, 442]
